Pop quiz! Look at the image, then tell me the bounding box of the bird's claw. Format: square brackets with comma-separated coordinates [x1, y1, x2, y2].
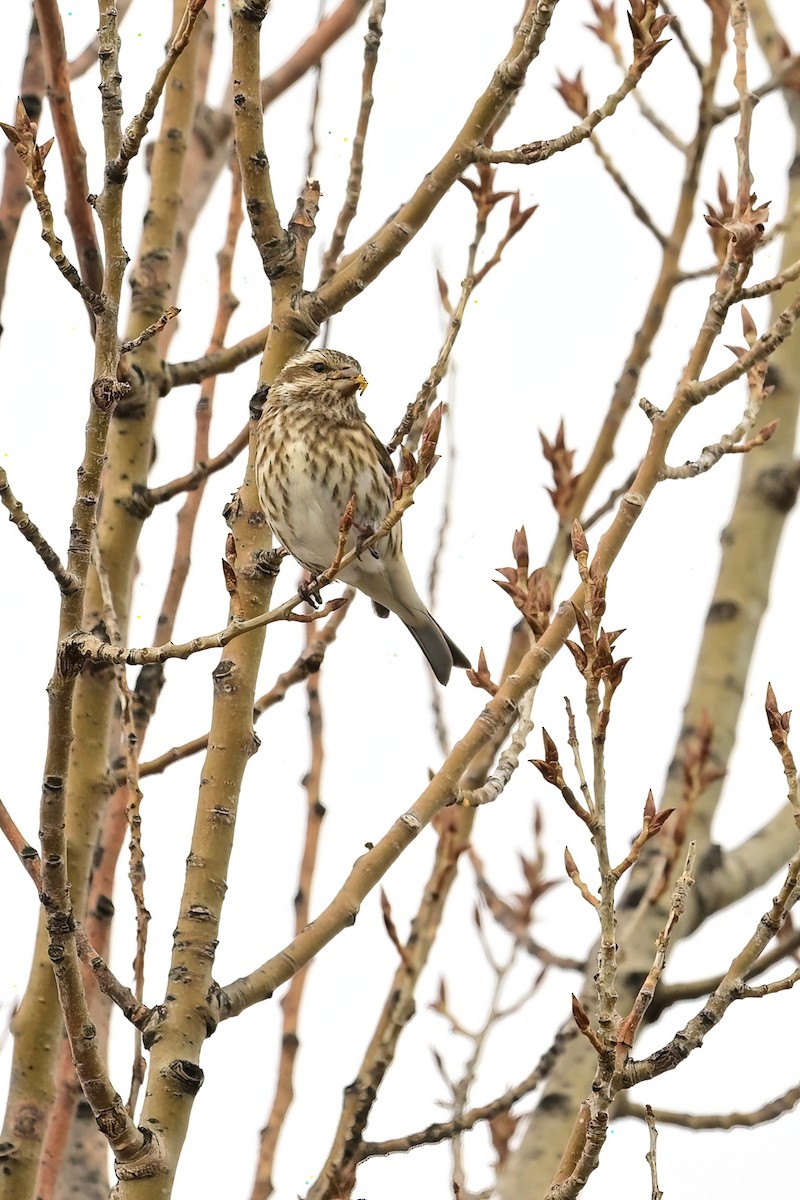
[354, 521, 380, 560]
[298, 575, 323, 608]
[254, 547, 288, 577]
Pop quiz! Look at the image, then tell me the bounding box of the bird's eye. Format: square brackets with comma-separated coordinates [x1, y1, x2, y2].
[312, 363, 326, 374]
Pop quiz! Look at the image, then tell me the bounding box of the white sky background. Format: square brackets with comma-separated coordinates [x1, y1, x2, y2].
[2, 1, 800, 1197]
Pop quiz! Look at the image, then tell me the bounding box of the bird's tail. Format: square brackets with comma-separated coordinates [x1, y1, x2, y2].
[357, 556, 470, 684]
[403, 612, 471, 686]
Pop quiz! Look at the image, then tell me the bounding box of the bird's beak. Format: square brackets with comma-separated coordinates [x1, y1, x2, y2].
[336, 367, 368, 396]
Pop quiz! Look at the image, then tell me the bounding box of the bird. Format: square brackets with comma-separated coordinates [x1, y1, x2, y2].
[253, 348, 470, 684]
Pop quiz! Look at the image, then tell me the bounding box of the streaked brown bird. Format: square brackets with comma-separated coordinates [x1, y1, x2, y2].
[254, 348, 470, 684]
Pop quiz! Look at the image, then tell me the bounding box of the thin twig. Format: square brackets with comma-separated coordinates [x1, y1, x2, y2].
[0, 13, 45, 318]
[304, 0, 556, 326]
[0, 796, 148, 1028]
[302, 0, 327, 182]
[649, 926, 800, 1015]
[626, 843, 800, 1089]
[616, 844, 697, 1055]
[712, 52, 800, 122]
[357, 1044, 559, 1161]
[318, 0, 386, 283]
[34, 0, 104, 296]
[740, 253, 800, 301]
[0, 467, 78, 595]
[69, 455, 430, 667]
[92, 543, 150, 1114]
[144, 422, 249, 508]
[658, 0, 704, 78]
[260, 0, 370, 107]
[582, 469, 637, 533]
[591, 135, 667, 246]
[137, 592, 353, 779]
[470, 850, 585, 971]
[166, 324, 269, 389]
[119, 305, 180, 355]
[741, 966, 800, 997]
[0, 103, 103, 310]
[476, 39, 667, 169]
[587, 4, 685, 150]
[113, 0, 208, 174]
[617, 1086, 800, 1131]
[427, 366, 457, 755]
[644, 1106, 662, 1200]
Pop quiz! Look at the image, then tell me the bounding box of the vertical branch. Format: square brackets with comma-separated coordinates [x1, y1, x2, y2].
[303, 0, 327, 182]
[33, 0, 103, 296]
[308, 627, 530, 1200]
[133, 152, 244, 741]
[0, 0, 128, 1183]
[427, 368, 457, 755]
[159, 0, 370, 360]
[644, 1107, 662, 1200]
[732, 0, 754, 210]
[249, 623, 328, 1200]
[232, 0, 285, 276]
[1, 3, 208, 1193]
[318, 0, 386, 283]
[123, 4, 319, 1192]
[545, 11, 729, 582]
[93, 546, 150, 1115]
[0, 11, 45, 319]
[503, 7, 800, 1194]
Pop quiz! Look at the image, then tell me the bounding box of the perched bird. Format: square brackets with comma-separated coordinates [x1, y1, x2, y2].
[254, 348, 470, 684]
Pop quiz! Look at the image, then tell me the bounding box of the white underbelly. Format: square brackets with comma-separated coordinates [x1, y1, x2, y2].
[260, 436, 393, 575]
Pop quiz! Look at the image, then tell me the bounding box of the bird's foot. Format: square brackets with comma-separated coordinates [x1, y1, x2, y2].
[254, 547, 288, 577]
[354, 520, 380, 560]
[298, 574, 323, 609]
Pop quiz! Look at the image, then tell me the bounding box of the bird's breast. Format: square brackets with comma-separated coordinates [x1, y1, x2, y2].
[255, 412, 393, 574]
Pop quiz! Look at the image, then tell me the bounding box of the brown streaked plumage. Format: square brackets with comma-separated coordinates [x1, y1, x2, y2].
[254, 348, 470, 684]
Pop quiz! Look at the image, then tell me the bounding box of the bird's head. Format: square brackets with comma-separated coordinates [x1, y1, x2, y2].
[271, 349, 368, 403]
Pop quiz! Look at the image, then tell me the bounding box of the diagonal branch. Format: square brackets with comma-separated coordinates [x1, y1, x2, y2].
[0, 796, 149, 1029]
[304, 0, 558, 326]
[261, 0, 370, 107]
[0, 466, 78, 595]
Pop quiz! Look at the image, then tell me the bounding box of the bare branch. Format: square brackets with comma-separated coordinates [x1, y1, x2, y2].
[0, 467, 78, 595]
[113, 0, 209, 174]
[68, 459, 429, 668]
[617, 1085, 800, 1130]
[68, 0, 136, 80]
[143, 423, 249, 509]
[0, 102, 103, 309]
[590, 135, 667, 246]
[357, 1044, 559, 1161]
[305, 0, 558, 326]
[319, 0, 386, 284]
[34, 0, 103, 295]
[137, 593, 353, 779]
[260, 0, 371, 108]
[119, 305, 180, 355]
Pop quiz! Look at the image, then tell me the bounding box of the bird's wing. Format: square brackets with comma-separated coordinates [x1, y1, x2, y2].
[367, 423, 395, 480]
